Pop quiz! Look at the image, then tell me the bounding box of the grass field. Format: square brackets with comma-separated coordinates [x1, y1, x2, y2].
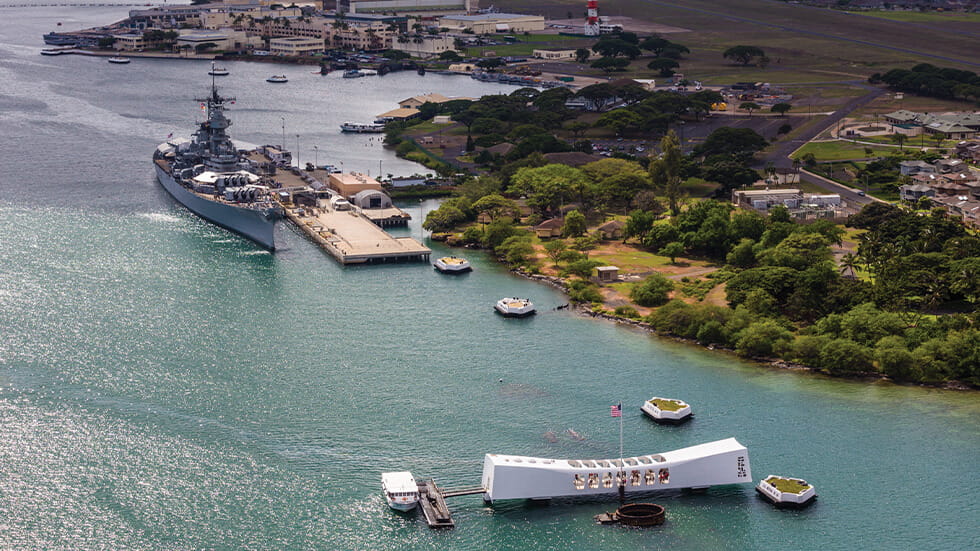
[492, 0, 980, 86]
[848, 10, 980, 24]
[790, 140, 894, 161]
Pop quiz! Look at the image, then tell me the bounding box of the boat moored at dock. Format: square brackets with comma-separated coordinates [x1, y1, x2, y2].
[340, 122, 386, 133]
[756, 475, 817, 508]
[481, 438, 752, 502]
[154, 80, 285, 250]
[495, 297, 535, 317]
[209, 66, 229, 76]
[382, 471, 420, 511]
[266, 75, 288, 83]
[107, 56, 130, 64]
[641, 397, 693, 424]
[434, 256, 471, 274]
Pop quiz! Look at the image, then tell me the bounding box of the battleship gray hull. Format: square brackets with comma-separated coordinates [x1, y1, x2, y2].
[155, 163, 278, 250]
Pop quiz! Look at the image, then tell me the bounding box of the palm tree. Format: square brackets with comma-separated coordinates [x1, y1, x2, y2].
[890, 133, 907, 151]
[839, 252, 859, 279]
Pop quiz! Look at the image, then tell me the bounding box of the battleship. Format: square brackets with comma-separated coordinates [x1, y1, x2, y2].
[153, 75, 288, 250]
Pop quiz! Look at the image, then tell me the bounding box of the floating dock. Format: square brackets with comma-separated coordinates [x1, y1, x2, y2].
[416, 480, 486, 529]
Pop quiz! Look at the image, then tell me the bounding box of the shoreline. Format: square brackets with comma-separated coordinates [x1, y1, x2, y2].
[507, 266, 975, 392]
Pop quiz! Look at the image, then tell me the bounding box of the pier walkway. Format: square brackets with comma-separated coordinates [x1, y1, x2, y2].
[416, 480, 487, 529]
[285, 206, 429, 264]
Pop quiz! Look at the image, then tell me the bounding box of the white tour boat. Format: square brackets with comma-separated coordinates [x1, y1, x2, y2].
[434, 256, 471, 274]
[266, 75, 288, 83]
[756, 475, 817, 508]
[641, 397, 693, 424]
[209, 66, 230, 76]
[381, 471, 420, 511]
[479, 438, 751, 502]
[495, 297, 535, 317]
[107, 56, 131, 64]
[340, 122, 386, 133]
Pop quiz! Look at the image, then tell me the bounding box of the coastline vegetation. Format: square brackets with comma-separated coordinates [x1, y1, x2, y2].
[399, 73, 978, 389]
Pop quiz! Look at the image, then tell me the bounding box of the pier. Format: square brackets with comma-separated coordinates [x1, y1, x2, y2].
[416, 480, 486, 529]
[271, 166, 429, 264]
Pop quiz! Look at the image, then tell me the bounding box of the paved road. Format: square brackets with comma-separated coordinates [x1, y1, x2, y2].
[756, 82, 885, 171]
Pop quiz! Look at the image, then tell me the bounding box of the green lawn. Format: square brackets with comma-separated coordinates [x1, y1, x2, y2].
[791, 140, 893, 161]
[765, 476, 811, 494]
[849, 10, 980, 23]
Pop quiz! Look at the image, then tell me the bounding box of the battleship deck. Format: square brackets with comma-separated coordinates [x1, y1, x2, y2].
[285, 206, 429, 264]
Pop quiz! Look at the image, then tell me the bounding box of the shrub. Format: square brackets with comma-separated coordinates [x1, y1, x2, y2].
[696, 320, 729, 346]
[630, 273, 674, 307]
[734, 320, 794, 357]
[820, 338, 874, 375]
[569, 280, 603, 303]
[614, 306, 640, 319]
[565, 258, 603, 279]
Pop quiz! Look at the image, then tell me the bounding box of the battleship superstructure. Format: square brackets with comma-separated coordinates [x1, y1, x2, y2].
[153, 76, 288, 250]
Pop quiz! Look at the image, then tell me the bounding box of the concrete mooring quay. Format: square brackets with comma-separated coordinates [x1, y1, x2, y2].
[268, 165, 430, 264]
[284, 205, 430, 264]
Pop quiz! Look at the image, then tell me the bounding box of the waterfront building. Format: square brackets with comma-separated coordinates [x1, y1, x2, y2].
[392, 35, 456, 58]
[438, 13, 546, 34]
[270, 36, 324, 56]
[328, 172, 384, 201]
[111, 33, 148, 51]
[175, 30, 242, 52]
[533, 49, 581, 61]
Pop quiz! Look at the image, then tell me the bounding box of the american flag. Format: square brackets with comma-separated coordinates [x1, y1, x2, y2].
[610, 403, 622, 417]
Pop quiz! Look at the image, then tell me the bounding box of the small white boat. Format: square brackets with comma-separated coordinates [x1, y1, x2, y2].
[756, 475, 817, 508]
[209, 67, 229, 76]
[342, 69, 364, 79]
[266, 75, 288, 83]
[641, 397, 692, 424]
[381, 471, 420, 511]
[107, 57, 130, 64]
[340, 121, 386, 133]
[434, 256, 471, 274]
[495, 297, 535, 317]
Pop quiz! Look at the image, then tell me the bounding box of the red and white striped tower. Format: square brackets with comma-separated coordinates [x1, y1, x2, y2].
[584, 0, 600, 36]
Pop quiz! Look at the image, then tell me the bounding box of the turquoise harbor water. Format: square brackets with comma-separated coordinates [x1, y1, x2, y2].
[2, 4, 979, 550]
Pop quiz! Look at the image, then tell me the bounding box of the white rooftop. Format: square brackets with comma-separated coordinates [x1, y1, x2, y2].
[381, 471, 417, 493]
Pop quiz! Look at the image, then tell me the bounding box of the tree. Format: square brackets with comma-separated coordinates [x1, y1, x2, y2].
[649, 130, 683, 215]
[98, 36, 117, 49]
[422, 205, 467, 232]
[696, 127, 768, 158]
[382, 49, 410, 60]
[734, 320, 793, 357]
[476, 57, 504, 70]
[562, 209, 587, 238]
[575, 48, 591, 63]
[496, 235, 535, 266]
[544, 239, 568, 267]
[820, 338, 874, 375]
[591, 38, 641, 59]
[472, 194, 519, 222]
[890, 133, 908, 151]
[438, 50, 461, 61]
[771, 102, 792, 116]
[595, 109, 643, 134]
[660, 241, 685, 264]
[508, 164, 590, 215]
[624, 210, 656, 243]
[723, 45, 765, 66]
[647, 58, 679, 77]
[739, 102, 761, 116]
[565, 121, 591, 139]
[576, 83, 617, 111]
[631, 273, 674, 307]
[591, 56, 630, 72]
